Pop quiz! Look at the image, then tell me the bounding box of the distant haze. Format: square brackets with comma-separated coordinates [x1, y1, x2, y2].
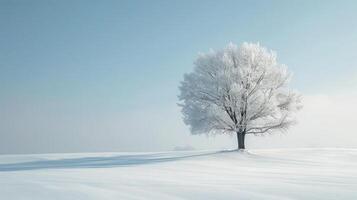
[1, 0, 357, 154]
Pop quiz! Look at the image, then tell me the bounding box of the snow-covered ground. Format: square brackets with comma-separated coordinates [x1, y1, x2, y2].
[0, 148, 356, 200]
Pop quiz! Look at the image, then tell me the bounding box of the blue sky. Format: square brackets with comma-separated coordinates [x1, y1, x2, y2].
[1, 0, 357, 153]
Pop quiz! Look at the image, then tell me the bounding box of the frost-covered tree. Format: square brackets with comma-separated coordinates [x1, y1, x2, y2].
[179, 42, 302, 149]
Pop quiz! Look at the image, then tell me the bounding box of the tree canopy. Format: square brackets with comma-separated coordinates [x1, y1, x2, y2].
[179, 42, 302, 148]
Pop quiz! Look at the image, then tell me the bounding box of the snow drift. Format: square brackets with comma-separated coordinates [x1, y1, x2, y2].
[0, 148, 356, 200]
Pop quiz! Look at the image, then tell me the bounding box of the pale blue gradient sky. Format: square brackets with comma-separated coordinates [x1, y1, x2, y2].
[1, 0, 357, 153]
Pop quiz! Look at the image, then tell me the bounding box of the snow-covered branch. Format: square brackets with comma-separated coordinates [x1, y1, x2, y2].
[178, 42, 302, 148]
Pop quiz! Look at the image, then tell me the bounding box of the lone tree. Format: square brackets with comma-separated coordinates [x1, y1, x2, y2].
[179, 42, 302, 149]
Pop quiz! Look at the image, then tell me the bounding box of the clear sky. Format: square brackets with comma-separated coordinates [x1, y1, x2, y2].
[1, 0, 357, 154]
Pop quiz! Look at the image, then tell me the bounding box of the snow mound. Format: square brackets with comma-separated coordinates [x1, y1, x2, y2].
[0, 148, 356, 200]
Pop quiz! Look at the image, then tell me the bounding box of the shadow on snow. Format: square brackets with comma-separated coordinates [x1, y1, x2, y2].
[0, 150, 237, 172]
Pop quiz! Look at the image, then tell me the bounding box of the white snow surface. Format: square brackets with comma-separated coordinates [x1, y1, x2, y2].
[0, 148, 356, 200]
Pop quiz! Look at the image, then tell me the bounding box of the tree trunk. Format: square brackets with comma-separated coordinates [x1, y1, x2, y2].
[236, 131, 246, 150]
